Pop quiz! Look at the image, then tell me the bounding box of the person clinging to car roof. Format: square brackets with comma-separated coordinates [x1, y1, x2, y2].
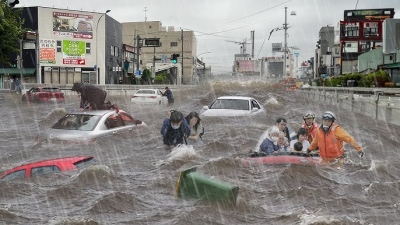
[160, 110, 191, 147]
[71, 82, 107, 110]
[307, 111, 364, 166]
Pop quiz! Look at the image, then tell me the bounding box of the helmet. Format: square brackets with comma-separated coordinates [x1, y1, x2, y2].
[322, 111, 335, 121]
[303, 112, 315, 120]
[170, 110, 183, 123]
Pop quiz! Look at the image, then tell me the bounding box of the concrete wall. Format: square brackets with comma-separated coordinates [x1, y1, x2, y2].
[300, 86, 400, 126]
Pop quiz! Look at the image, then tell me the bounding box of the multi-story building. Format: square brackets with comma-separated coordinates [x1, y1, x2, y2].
[314, 26, 335, 78]
[1, 7, 123, 86]
[121, 21, 198, 84]
[339, 8, 395, 74]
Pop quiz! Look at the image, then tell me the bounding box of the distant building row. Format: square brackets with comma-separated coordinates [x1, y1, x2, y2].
[0, 6, 206, 88]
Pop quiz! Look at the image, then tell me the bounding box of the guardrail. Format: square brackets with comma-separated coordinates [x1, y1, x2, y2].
[0, 83, 197, 96]
[299, 86, 400, 126]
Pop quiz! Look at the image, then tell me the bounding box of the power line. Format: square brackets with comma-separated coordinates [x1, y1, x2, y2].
[227, 0, 292, 24]
[355, 0, 359, 9]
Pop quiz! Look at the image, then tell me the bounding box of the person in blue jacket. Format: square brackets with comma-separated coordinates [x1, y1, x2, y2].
[161, 110, 191, 147]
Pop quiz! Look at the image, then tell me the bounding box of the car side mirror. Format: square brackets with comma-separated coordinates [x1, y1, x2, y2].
[202, 106, 209, 110]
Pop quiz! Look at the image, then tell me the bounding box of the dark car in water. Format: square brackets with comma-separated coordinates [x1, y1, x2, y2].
[0, 156, 96, 181]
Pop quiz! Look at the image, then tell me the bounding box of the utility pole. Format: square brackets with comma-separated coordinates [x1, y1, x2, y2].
[152, 46, 156, 82]
[136, 32, 141, 84]
[181, 28, 184, 85]
[284, 6, 288, 78]
[19, 39, 23, 85]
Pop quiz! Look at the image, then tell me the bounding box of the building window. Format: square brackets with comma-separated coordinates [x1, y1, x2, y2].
[170, 42, 178, 47]
[86, 43, 91, 54]
[363, 22, 378, 37]
[341, 23, 359, 37]
[343, 41, 358, 53]
[57, 41, 62, 53]
[111, 46, 119, 57]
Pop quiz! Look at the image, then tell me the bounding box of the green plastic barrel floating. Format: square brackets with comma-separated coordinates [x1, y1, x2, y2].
[175, 167, 239, 206]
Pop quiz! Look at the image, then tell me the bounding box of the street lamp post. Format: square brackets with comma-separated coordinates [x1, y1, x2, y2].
[196, 51, 211, 76]
[95, 10, 111, 84]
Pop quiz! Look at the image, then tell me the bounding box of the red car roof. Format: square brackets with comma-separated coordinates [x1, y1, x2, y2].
[0, 156, 93, 179]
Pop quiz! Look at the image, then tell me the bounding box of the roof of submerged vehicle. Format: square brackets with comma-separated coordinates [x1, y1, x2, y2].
[217, 96, 254, 100]
[20, 156, 93, 167]
[66, 110, 116, 116]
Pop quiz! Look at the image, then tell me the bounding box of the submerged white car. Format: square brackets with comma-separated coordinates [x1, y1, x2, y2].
[130, 89, 168, 105]
[200, 96, 265, 117]
[36, 109, 147, 144]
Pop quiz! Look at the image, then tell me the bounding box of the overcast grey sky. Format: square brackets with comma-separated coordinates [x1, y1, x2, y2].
[19, 0, 400, 74]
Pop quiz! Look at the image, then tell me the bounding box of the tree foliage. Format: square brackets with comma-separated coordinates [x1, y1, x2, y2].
[315, 70, 390, 87]
[140, 68, 152, 84]
[0, 3, 24, 66]
[154, 71, 169, 84]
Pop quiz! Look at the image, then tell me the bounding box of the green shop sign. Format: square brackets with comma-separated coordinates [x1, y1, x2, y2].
[62, 40, 86, 56]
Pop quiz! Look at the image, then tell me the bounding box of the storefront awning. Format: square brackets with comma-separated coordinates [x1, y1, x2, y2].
[380, 62, 400, 69]
[0, 68, 36, 75]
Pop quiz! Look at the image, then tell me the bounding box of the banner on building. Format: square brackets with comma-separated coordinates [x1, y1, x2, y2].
[39, 39, 56, 64]
[52, 12, 94, 39]
[62, 40, 86, 65]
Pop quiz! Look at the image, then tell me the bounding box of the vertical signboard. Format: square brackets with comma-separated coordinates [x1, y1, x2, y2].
[62, 40, 86, 65]
[52, 12, 94, 39]
[39, 39, 56, 64]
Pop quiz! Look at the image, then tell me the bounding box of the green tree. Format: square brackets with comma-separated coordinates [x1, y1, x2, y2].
[154, 71, 169, 84]
[0, 3, 24, 66]
[141, 68, 152, 84]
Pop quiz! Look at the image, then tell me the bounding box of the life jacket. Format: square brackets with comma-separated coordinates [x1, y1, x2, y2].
[314, 124, 344, 159]
[301, 122, 319, 143]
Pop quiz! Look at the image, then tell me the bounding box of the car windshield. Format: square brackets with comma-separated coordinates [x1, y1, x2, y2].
[52, 114, 100, 131]
[136, 90, 156, 94]
[73, 157, 96, 169]
[210, 99, 250, 110]
[42, 88, 60, 92]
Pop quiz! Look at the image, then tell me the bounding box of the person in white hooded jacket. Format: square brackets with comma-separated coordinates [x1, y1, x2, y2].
[259, 126, 280, 155]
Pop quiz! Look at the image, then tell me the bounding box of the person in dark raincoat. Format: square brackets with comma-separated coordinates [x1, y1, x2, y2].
[71, 83, 107, 110]
[162, 87, 174, 104]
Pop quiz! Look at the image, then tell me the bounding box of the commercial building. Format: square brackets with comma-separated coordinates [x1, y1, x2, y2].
[121, 21, 199, 84]
[0, 7, 124, 88]
[339, 8, 395, 74]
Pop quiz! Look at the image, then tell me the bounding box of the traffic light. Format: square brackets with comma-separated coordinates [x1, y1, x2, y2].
[171, 53, 180, 64]
[6, 0, 19, 7]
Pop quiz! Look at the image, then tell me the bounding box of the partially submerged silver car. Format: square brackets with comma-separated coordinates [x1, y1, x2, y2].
[36, 109, 147, 144]
[200, 96, 266, 117]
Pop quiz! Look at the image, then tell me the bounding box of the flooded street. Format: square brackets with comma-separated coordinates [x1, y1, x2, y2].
[1, 79, 400, 224]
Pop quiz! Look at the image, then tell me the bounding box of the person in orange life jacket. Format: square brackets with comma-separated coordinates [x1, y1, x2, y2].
[307, 111, 364, 164]
[161, 110, 191, 146]
[301, 112, 319, 143]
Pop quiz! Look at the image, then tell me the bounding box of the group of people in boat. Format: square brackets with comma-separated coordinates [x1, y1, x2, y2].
[256, 111, 364, 165]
